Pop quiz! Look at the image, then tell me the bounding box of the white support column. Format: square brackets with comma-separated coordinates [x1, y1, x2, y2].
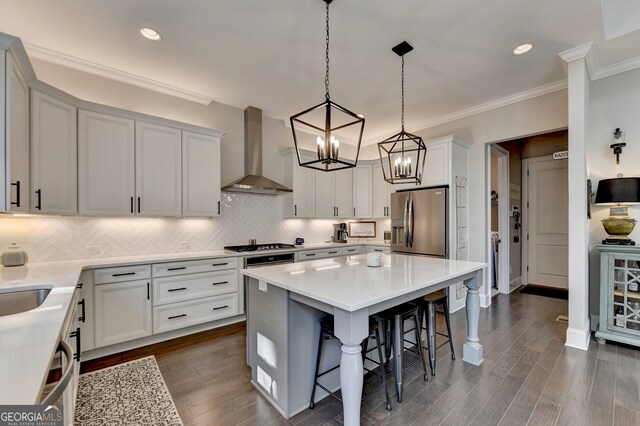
[559, 43, 593, 351]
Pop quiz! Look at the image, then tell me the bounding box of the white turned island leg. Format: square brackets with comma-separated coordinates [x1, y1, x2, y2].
[462, 272, 484, 366]
[333, 309, 369, 426]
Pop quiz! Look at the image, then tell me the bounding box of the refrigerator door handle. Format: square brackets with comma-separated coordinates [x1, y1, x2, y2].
[403, 195, 410, 247]
[408, 195, 414, 248]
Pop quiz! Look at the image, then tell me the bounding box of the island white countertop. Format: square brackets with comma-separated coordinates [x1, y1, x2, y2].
[242, 253, 486, 312]
[0, 241, 388, 404]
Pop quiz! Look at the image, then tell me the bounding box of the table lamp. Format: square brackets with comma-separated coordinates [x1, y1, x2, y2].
[595, 176, 640, 245]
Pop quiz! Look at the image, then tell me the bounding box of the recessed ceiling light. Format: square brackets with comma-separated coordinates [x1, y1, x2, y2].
[512, 43, 534, 55]
[140, 27, 162, 41]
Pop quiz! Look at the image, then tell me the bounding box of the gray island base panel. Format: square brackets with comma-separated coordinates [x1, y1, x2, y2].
[243, 254, 486, 426]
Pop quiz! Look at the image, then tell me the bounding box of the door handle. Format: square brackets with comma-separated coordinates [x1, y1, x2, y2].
[408, 195, 414, 248]
[10, 181, 20, 207]
[403, 196, 410, 247]
[78, 298, 86, 323]
[130, 196, 134, 214]
[35, 189, 42, 210]
[218, 201, 221, 215]
[137, 196, 141, 213]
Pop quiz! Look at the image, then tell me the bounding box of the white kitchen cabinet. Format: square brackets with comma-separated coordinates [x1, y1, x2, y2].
[367, 245, 391, 254]
[136, 121, 182, 217]
[78, 110, 135, 215]
[298, 247, 344, 261]
[94, 279, 152, 348]
[372, 162, 391, 217]
[282, 149, 316, 218]
[76, 270, 95, 353]
[343, 245, 365, 255]
[31, 90, 77, 214]
[353, 164, 372, 217]
[4, 53, 30, 212]
[315, 168, 353, 218]
[182, 131, 221, 217]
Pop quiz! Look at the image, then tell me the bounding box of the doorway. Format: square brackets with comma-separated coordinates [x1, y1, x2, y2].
[488, 145, 510, 295]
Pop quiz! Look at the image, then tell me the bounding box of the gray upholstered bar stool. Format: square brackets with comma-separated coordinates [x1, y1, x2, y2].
[376, 302, 429, 403]
[416, 289, 455, 376]
[310, 315, 392, 411]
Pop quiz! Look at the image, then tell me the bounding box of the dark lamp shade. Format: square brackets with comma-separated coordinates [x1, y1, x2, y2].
[594, 177, 640, 205]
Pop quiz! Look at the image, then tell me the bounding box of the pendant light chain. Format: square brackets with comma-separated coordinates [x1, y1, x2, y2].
[325, 1, 330, 100]
[401, 54, 405, 132]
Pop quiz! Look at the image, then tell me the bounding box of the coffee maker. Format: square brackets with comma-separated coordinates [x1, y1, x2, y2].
[333, 223, 348, 243]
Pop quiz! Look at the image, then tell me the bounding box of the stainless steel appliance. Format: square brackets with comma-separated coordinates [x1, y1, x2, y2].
[224, 242, 296, 253]
[391, 187, 448, 257]
[333, 223, 348, 243]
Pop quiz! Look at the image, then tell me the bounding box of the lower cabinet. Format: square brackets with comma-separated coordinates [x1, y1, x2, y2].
[153, 293, 238, 334]
[94, 279, 152, 348]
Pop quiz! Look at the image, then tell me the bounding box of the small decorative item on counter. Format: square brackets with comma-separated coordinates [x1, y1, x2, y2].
[1, 249, 28, 267]
[367, 252, 382, 267]
[295, 237, 304, 245]
[615, 305, 625, 327]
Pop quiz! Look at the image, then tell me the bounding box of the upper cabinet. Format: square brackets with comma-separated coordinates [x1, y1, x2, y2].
[282, 150, 315, 218]
[31, 90, 77, 214]
[353, 164, 372, 218]
[372, 162, 391, 218]
[316, 168, 353, 218]
[4, 52, 30, 212]
[78, 110, 135, 216]
[182, 131, 221, 217]
[135, 122, 182, 217]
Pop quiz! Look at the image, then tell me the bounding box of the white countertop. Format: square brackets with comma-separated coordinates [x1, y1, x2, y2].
[242, 253, 486, 312]
[0, 241, 388, 404]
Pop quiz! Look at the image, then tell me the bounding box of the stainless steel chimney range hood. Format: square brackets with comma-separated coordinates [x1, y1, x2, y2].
[221, 106, 293, 195]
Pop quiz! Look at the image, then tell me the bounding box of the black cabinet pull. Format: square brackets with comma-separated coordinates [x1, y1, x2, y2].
[305, 253, 316, 257]
[76, 282, 83, 289]
[10, 181, 20, 207]
[211, 262, 228, 267]
[137, 196, 141, 213]
[294, 204, 297, 216]
[353, 207, 355, 216]
[168, 313, 187, 320]
[147, 282, 150, 300]
[212, 281, 228, 286]
[69, 328, 81, 361]
[374, 249, 383, 252]
[130, 196, 134, 214]
[212, 305, 229, 311]
[329, 251, 338, 254]
[112, 272, 136, 277]
[218, 201, 221, 215]
[35, 189, 42, 210]
[167, 267, 187, 271]
[78, 299, 86, 323]
[167, 287, 187, 292]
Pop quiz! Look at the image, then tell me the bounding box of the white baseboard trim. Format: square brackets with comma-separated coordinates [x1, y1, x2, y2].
[480, 293, 491, 308]
[509, 276, 522, 287]
[565, 319, 591, 351]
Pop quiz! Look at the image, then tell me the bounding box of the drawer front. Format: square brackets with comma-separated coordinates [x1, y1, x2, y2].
[152, 257, 238, 277]
[343, 246, 364, 255]
[153, 293, 238, 334]
[298, 248, 342, 261]
[153, 270, 238, 306]
[93, 264, 151, 284]
[367, 246, 390, 254]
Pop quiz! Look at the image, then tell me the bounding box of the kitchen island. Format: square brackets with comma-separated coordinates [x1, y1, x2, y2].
[242, 253, 486, 426]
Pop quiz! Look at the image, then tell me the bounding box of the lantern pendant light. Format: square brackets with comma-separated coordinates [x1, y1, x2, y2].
[378, 41, 427, 184]
[289, 0, 365, 172]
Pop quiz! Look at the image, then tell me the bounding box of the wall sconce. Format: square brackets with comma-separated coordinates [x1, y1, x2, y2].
[610, 128, 626, 164]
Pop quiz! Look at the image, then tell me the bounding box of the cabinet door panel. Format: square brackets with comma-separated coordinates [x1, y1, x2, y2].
[136, 122, 182, 216]
[372, 163, 390, 217]
[335, 168, 353, 218]
[78, 110, 135, 215]
[182, 131, 220, 217]
[94, 279, 152, 347]
[31, 91, 77, 214]
[293, 153, 316, 217]
[353, 165, 371, 218]
[6, 55, 30, 212]
[421, 142, 449, 187]
[315, 171, 335, 218]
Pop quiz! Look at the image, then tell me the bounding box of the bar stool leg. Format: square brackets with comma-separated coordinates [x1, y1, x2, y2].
[392, 314, 404, 403]
[413, 312, 429, 382]
[443, 297, 456, 360]
[375, 327, 392, 411]
[427, 301, 437, 376]
[309, 328, 325, 409]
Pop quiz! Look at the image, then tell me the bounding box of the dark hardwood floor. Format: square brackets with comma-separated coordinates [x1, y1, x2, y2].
[81, 291, 640, 425]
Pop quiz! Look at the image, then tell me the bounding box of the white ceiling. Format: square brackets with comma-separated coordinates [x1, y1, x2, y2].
[2, 0, 640, 144]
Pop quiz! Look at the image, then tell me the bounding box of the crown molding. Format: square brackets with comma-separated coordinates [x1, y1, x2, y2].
[592, 55, 640, 81]
[24, 43, 214, 105]
[363, 79, 568, 145]
[558, 42, 594, 63]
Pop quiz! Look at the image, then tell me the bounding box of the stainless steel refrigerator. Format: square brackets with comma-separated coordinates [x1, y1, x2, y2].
[391, 187, 448, 257]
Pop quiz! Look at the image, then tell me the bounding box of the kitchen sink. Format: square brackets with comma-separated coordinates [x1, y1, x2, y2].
[0, 286, 52, 317]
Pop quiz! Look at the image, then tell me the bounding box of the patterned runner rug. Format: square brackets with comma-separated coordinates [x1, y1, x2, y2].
[74, 356, 183, 426]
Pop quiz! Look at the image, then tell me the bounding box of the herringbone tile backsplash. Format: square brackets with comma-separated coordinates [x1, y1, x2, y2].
[0, 193, 388, 262]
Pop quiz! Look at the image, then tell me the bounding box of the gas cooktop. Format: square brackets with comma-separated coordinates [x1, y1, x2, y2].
[223, 243, 296, 253]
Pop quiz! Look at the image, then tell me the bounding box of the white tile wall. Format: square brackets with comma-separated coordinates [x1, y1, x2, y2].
[0, 193, 389, 262]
